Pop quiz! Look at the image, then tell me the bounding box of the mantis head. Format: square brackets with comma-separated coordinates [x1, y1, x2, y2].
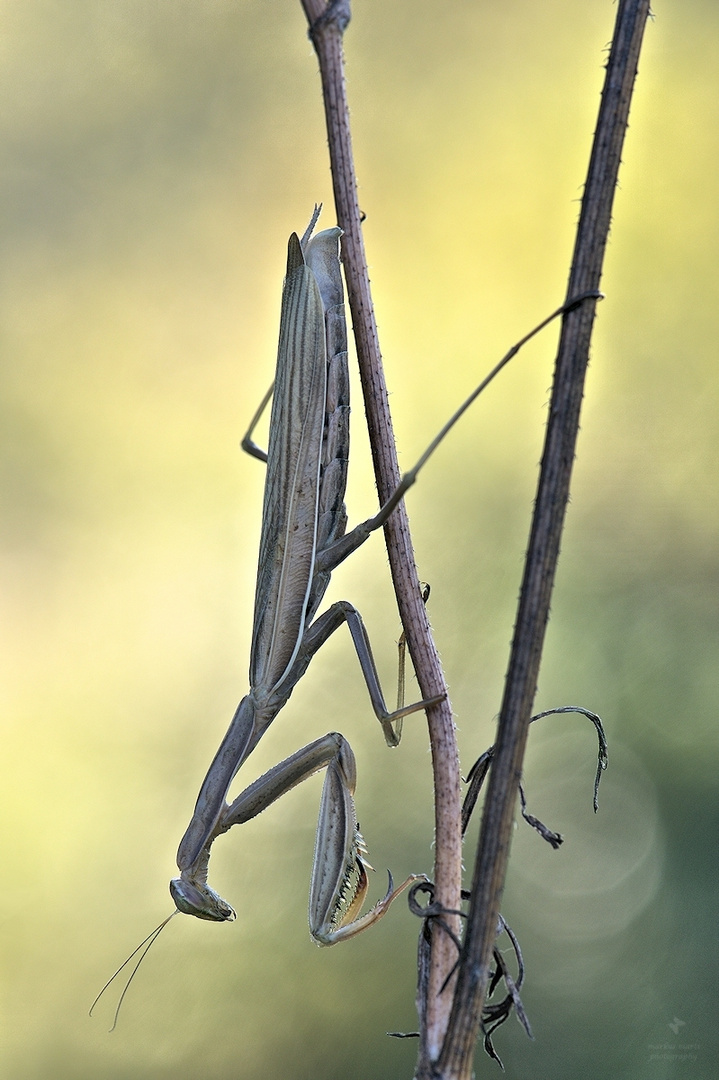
[169, 875, 236, 922]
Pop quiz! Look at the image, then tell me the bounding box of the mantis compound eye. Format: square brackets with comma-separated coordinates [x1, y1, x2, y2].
[170, 877, 236, 922]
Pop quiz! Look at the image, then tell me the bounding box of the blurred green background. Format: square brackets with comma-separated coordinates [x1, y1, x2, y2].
[2, 2, 717, 1078]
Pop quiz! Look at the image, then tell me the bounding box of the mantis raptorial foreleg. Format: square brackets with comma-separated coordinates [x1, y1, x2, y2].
[170, 732, 418, 939]
[220, 733, 422, 944]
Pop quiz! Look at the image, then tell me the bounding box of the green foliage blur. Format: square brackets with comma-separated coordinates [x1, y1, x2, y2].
[1, 3, 717, 1078]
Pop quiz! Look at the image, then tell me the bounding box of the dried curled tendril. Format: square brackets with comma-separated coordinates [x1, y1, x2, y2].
[462, 706, 608, 843]
[388, 704, 608, 1068]
[389, 881, 531, 1068]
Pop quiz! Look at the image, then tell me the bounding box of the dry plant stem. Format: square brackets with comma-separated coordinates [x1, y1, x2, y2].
[300, 0, 463, 1055]
[434, 3, 652, 1077]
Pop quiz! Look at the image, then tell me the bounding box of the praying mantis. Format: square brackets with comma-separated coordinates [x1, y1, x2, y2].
[170, 205, 601, 943]
[170, 206, 442, 944]
[91, 207, 601, 1023]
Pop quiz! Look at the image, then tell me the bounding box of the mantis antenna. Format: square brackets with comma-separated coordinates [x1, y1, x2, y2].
[89, 911, 178, 1031]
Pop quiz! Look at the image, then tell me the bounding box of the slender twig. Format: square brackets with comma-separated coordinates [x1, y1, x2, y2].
[436, 3, 652, 1077]
[299, 0, 463, 1057]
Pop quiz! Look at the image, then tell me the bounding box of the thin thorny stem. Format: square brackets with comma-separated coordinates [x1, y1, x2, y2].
[437, 3, 652, 1077]
[299, 0, 462, 1058]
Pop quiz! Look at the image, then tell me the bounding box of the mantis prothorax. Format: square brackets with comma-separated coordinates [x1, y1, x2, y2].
[92, 207, 601, 1024]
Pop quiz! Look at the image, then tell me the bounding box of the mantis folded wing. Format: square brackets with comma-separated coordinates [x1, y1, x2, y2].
[171, 211, 437, 943]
